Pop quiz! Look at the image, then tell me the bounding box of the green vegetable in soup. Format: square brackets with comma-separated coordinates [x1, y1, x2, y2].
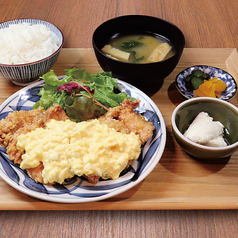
[119, 40, 144, 50]
[130, 51, 145, 63]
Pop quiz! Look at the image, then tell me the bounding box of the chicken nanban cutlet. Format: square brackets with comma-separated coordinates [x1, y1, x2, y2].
[0, 104, 69, 164]
[98, 99, 155, 144]
[0, 99, 155, 184]
[0, 105, 70, 183]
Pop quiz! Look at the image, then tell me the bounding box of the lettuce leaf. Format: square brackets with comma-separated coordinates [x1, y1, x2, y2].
[33, 68, 134, 122]
[64, 95, 105, 122]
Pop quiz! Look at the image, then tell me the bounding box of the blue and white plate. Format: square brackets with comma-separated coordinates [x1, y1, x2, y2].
[0, 79, 166, 203]
[175, 65, 237, 100]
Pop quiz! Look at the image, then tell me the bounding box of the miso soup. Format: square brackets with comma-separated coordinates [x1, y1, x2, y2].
[101, 34, 176, 64]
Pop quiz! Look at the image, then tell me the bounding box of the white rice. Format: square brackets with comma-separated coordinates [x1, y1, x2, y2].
[0, 22, 60, 65]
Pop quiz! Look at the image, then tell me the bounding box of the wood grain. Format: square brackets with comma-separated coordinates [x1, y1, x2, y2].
[0, 0, 238, 237]
[0, 0, 237, 49]
[1, 210, 238, 238]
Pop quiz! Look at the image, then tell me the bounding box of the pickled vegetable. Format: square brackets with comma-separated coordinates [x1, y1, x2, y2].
[185, 69, 210, 92]
[193, 77, 227, 98]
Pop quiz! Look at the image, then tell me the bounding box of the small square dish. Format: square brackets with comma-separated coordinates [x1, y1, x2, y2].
[175, 65, 237, 100]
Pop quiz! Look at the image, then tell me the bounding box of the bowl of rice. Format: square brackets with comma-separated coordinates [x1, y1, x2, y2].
[0, 19, 63, 85]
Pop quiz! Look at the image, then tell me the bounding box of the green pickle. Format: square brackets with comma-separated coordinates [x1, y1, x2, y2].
[192, 70, 203, 78]
[185, 69, 211, 92]
[191, 77, 204, 90]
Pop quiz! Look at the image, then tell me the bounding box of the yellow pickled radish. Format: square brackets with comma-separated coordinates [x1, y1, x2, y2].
[193, 88, 207, 97]
[213, 79, 227, 93]
[193, 77, 226, 98]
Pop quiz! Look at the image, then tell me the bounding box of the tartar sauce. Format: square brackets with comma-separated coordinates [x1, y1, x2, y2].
[17, 119, 141, 184]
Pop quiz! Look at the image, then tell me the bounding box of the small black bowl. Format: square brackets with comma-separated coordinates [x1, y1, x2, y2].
[92, 15, 185, 94]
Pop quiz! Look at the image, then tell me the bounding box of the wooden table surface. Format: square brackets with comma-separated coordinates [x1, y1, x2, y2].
[0, 0, 238, 237]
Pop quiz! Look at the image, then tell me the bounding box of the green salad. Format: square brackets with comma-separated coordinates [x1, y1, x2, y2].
[33, 68, 134, 122]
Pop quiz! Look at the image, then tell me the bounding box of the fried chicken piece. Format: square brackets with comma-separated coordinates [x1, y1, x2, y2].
[84, 160, 134, 184]
[0, 104, 69, 164]
[27, 162, 44, 184]
[7, 124, 44, 164]
[98, 110, 130, 134]
[117, 99, 155, 144]
[0, 107, 46, 148]
[44, 104, 70, 123]
[0, 104, 69, 184]
[84, 174, 101, 184]
[99, 99, 155, 144]
[0, 108, 46, 164]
